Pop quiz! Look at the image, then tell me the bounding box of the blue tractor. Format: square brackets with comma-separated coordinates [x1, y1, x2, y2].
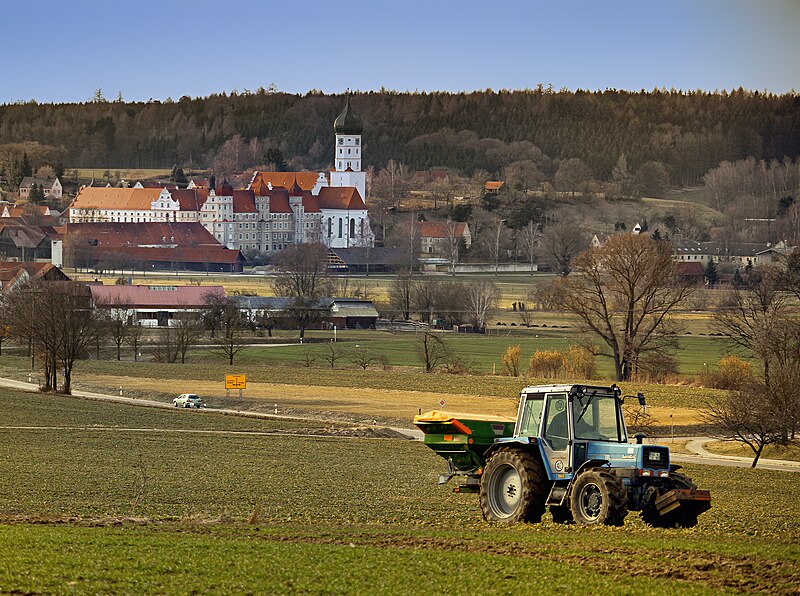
[414, 384, 711, 526]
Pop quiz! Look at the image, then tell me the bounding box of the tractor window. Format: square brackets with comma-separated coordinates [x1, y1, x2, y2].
[572, 394, 624, 442]
[542, 394, 569, 451]
[518, 396, 544, 437]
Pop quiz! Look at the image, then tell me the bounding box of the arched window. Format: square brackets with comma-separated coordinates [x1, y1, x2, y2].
[349, 218, 355, 238]
[338, 218, 343, 238]
[328, 217, 333, 237]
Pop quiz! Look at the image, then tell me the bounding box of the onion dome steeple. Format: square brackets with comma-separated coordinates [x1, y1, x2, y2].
[333, 96, 363, 135]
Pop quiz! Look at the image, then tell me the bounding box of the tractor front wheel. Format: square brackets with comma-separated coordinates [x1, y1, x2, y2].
[570, 468, 628, 526]
[479, 448, 547, 524]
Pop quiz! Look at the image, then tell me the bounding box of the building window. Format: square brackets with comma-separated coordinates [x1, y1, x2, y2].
[349, 218, 355, 238]
[338, 138, 343, 145]
[338, 218, 343, 239]
[355, 138, 359, 145]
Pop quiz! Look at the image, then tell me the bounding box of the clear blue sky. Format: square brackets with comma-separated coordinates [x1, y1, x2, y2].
[4, 0, 799, 103]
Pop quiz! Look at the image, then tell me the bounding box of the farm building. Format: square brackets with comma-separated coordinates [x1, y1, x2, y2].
[89, 284, 226, 327]
[234, 296, 379, 330]
[65, 222, 245, 272]
[326, 247, 408, 273]
[0, 262, 71, 294]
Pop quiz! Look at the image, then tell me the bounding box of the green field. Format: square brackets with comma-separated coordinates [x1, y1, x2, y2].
[0, 389, 798, 593]
[0, 354, 726, 411]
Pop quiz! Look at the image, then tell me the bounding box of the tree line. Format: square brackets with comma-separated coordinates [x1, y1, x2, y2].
[1, 88, 798, 187]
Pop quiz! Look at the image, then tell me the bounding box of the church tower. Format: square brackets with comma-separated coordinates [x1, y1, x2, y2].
[329, 96, 367, 201]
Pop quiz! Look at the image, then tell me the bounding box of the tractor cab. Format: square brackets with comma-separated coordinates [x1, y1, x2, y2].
[513, 385, 637, 479]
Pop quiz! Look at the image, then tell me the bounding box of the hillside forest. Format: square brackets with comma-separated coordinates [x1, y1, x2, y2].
[1, 88, 799, 254]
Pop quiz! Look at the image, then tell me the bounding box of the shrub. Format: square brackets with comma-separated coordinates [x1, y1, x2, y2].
[564, 345, 597, 379]
[701, 356, 754, 390]
[501, 345, 521, 377]
[529, 350, 566, 378]
[442, 354, 474, 375]
[634, 352, 680, 383]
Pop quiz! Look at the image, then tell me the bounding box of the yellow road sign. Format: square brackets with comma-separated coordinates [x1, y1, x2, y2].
[225, 374, 247, 389]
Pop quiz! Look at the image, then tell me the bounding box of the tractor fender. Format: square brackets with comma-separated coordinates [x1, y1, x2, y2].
[572, 458, 610, 477]
[558, 459, 610, 503]
[483, 437, 537, 462]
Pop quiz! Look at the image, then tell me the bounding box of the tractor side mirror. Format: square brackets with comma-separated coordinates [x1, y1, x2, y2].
[637, 392, 646, 406]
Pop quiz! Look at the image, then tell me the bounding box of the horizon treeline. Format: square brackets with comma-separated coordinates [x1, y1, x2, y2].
[0, 88, 798, 186]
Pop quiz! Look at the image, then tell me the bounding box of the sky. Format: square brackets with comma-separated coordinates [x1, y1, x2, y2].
[3, 0, 799, 104]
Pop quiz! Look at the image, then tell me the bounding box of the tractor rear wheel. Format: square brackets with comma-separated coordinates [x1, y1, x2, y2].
[640, 471, 700, 528]
[479, 448, 547, 523]
[570, 469, 628, 526]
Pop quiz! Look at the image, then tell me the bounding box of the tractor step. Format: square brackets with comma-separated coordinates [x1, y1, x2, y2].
[655, 488, 712, 517]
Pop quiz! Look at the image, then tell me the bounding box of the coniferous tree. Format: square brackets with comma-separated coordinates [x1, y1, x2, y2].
[705, 259, 719, 286]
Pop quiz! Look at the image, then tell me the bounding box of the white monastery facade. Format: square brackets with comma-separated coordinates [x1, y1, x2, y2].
[67, 100, 374, 254]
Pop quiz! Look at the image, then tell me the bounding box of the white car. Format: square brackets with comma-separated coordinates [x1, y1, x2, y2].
[173, 394, 204, 408]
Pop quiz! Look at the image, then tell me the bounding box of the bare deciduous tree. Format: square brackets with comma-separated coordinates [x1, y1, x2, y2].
[322, 342, 345, 369]
[98, 298, 131, 361]
[388, 271, 414, 320]
[464, 279, 499, 328]
[174, 314, 203, 364]
[415, 331, 452, 373]
[539, 221, 588, 276]
[203, 295, 245, 365]
[549, 234, 692, 381]
[351, 346, 377, 370]
[8, 282, 101, 394]
[272, 243, 331, 340]
[713, 267, 799, 387]
[704, 382, 787, 468]
[519, 220, 540, 275]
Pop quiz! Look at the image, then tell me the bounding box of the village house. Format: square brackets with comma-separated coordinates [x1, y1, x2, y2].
[19, 177, 62, 200]
[484, 181, 506, 194]
[418, 221, 472, 256]
[0, 221, 62, 263]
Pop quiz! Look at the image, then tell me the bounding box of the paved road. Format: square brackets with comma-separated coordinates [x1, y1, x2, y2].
[1, 376, 798, 472]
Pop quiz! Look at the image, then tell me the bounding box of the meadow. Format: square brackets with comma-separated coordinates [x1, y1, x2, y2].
[0, 389, 798, 594]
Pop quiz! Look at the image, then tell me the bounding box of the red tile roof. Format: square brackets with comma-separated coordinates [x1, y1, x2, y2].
[674, 262, 706, 276]
[170, 188, 209, 211]
[249, 171, 321, 192]
[90, 284, 226, 308]
[267, 189, 292, 213]
[232, 190, 257, 213]
[71, 187, 163, 210]
[485, 181, 505, 190]
[317, 187, 365, 210]
[0, 262, 64, 283]
[67, 222, 222, 249]
[418, 221, 467, 239]
[303, 194, 320, 213]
